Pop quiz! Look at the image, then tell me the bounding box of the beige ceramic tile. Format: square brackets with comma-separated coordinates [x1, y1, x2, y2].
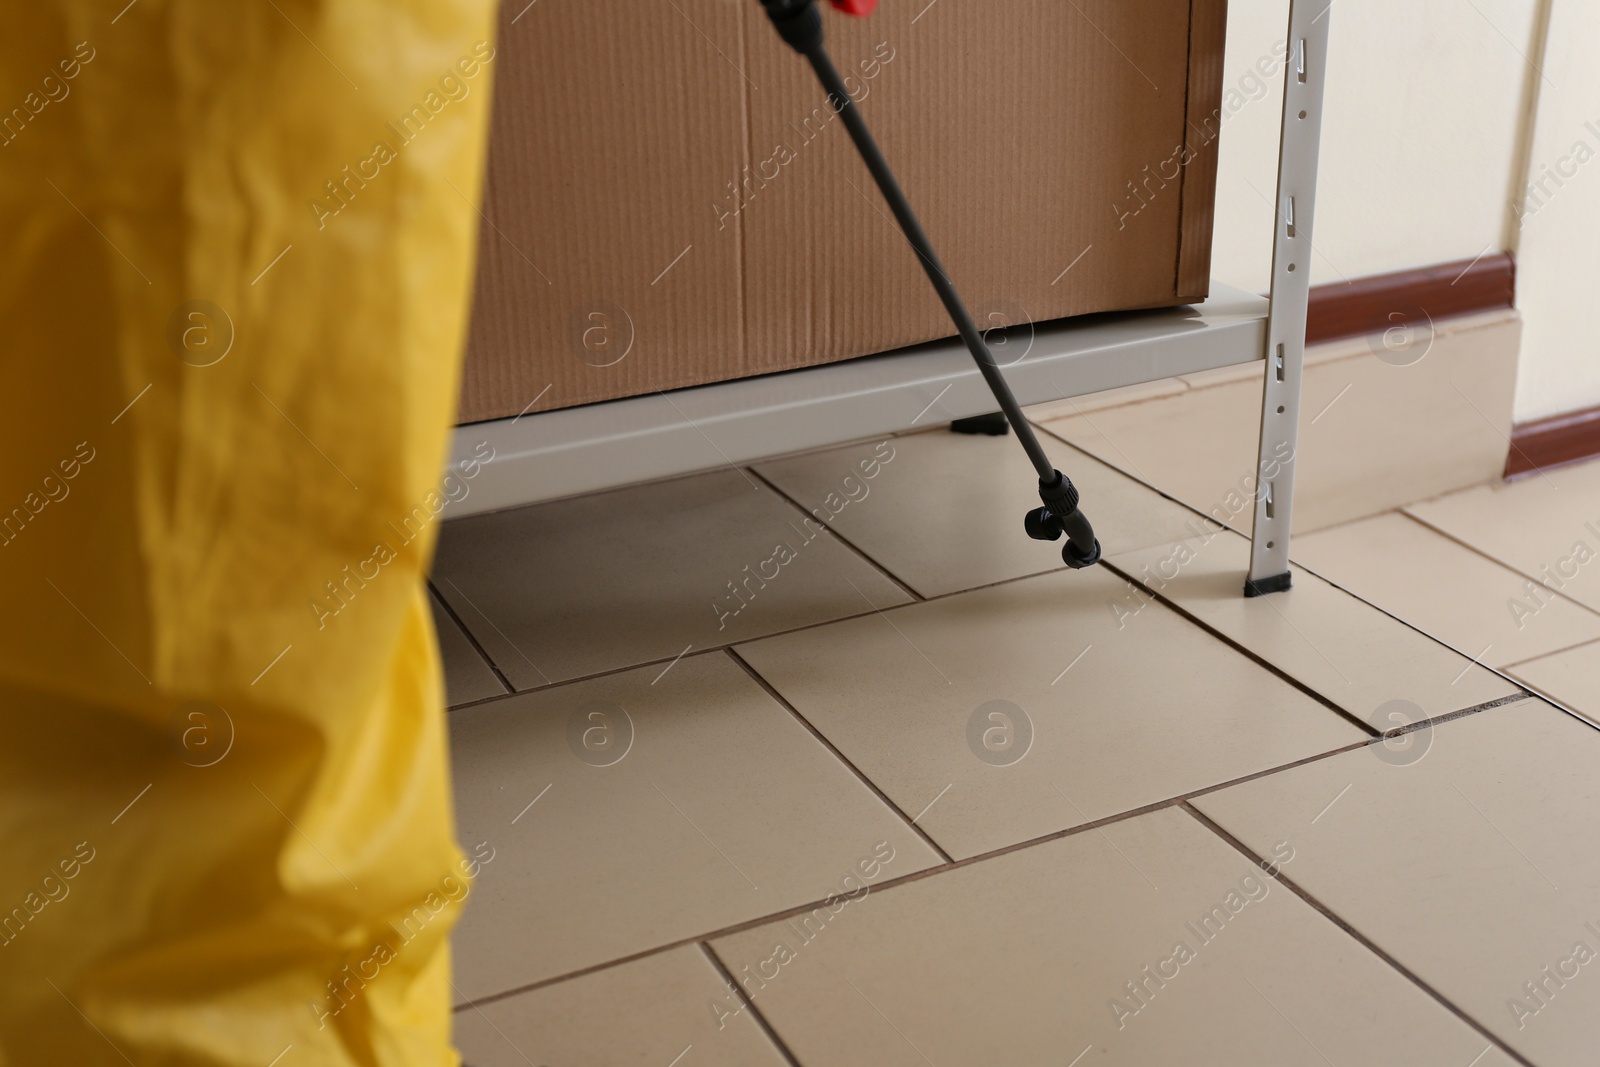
[711, 806, 1511, 1067]
[433, 468, 910, 687]
[1034, 312, 1520, 532]
[1407, 455, 1600, 613]
[753, 430, 1217, 597]
[428, 590, 506, 707]
[735, 567, 1361, 860]
[1508, 639, 1600, 720]
[1193, 701, 1600, 1065]
[1023, 376, 1188, 420]
[455, 945, 789, 1066]
[1109, 529, 1519, 723]
[448, 652, 941, 999]
[1292, 512, 1600, 668]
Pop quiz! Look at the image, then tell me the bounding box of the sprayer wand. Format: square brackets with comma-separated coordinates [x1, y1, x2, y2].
[758, 0, 1101, 568]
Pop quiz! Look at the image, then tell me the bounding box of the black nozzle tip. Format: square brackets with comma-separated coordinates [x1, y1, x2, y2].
[1063, 538, 1102, 569]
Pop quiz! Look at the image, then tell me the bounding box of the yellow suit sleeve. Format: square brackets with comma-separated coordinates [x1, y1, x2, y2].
[0, 3, 500, 1063]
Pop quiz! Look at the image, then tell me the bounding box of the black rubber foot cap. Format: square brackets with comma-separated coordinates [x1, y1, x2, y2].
[950, 412, 1010, 436]
[1243, 571, 1292, 597]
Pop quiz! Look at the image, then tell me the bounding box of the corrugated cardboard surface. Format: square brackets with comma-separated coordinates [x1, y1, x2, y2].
[460, 0, 1226, 424]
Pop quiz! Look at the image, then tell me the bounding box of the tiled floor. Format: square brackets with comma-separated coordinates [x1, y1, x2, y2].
[1291, 512, 1600, 670]
[1031, 310, 1521, 533]
[433, 422, 1600, 1067]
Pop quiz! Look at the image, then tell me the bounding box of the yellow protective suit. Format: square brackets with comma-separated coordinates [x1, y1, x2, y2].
[1, 2, 498, 1063]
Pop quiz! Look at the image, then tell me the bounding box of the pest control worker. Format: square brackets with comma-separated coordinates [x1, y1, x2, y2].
[0, 2, 499, 1063]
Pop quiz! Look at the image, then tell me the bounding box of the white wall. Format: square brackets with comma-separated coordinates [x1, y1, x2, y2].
[1209, 0, 1540, 296]
[1509, 0, 1600, 422]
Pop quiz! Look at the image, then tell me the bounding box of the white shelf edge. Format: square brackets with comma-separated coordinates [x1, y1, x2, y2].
[444, 281, 1267, 516]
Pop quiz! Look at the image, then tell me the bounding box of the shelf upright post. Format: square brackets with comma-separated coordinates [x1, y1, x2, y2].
[1245, 0, 1331, 596]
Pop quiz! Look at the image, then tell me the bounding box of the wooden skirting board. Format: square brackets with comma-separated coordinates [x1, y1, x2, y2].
[1505, 404, 1600, 478]
[1290, 251, 1596, 477]
[1303, 252, 1515, 345]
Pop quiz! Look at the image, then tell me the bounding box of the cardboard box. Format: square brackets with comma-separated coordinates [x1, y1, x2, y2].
[458, 0, 1227, 424]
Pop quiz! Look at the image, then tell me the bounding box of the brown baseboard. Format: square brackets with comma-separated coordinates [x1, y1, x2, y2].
[1305, 252, 1516, 345]
[1505, 405, 1600, 478]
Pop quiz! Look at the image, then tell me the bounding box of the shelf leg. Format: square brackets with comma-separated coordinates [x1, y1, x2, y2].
[1246, 0, 1331, 597]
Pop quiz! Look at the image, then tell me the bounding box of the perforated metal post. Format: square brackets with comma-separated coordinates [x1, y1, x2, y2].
[1245, 0, 1330, 596]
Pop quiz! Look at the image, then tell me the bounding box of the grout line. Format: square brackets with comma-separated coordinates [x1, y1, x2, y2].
[1500, 634, 1600, 670]
[447, 692, 524, 713]
[439, 518, 1533, 724]
[1387, 691, 1535, 734]
[1030, 420, 1250, 535]
[445, 645, 732, 710]
[1451, 643, 1494, 685]
[1026, 429, 1576, 731]
[437, 559, 1091, 712]
[911, 783, 953, 824]
[435, 436, 1562, 728]
[1281, 553, 1600, 738]
[747, 464, 927, 602]
[453, 739, 1371, 1013]
[1283, 506, 1396, 539]
[1097, 557, 1380, 737]
[447, 633, 861, 705]
[1492, 672, 1600, 730]
[699, 942, 805, 1066]
[1108, 536, 1551, 737]
[1179, 803, 1538, 1067]
[724, 647, 955, 865]
[428, 579, 515, 698]
[1176, 740, 1372, 806]
[652, 644, 694, 685]
[1397, 510, 1600, 621]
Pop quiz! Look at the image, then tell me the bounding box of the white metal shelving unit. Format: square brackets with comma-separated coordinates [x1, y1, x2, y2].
[447, 1, 1329, 595]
